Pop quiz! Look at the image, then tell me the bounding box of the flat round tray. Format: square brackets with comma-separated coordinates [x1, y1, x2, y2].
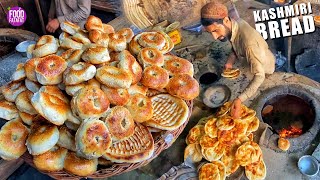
[202, 84, 231, 108]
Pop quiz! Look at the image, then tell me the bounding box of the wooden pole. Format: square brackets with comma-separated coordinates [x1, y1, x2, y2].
[34, 0, 46, 34]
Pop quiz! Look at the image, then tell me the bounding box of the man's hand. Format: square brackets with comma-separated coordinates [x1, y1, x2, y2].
[230, 98, 241, 119]
[224, 62, 233, 70]
[46, 19, 60, 33]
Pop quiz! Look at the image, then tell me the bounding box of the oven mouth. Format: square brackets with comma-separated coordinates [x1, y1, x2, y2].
[0, 36, 19, 59]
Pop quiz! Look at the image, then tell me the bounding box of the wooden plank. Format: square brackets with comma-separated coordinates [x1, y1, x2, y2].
[91, 0, 121, 13]
[108, 16, 133, 31]
[0, 158, 24, 180]
[34, 0, 46, 34]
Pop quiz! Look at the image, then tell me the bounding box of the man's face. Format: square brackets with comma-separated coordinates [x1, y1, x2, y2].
[204, 22, 231, 42]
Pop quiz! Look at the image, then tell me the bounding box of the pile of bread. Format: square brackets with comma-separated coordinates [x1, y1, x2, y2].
[184, 102, 266, 180]
[0, 15, 199, 177]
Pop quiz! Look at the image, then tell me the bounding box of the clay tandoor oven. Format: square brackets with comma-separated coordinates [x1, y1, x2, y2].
[252, 85, 320, 152]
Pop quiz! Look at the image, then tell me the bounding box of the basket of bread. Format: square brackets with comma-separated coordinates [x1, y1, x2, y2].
[185, 102, 266, 180]
[0, 15, 200, 179]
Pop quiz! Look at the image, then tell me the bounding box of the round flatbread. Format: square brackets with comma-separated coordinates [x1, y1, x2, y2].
[221, 68, 240, 79]
[245, 159, 267, 180]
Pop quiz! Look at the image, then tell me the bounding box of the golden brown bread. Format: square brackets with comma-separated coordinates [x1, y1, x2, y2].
[235, 141, 262, 166]
[100, 85, 129, 106]
[26, 120, 59, 155]
[221, 68, 240, 79]
[125, 93, 153, 123]
[63, 62, 97, 85]
[2, 81, 27, 102]
[25, 78, 41, 93]
[33, 145, 68, 172]
[278, 137, 290, 151]
[102, 23, 114, 34]
[138, 32, 166, 50]
[71, 86, 110, 120]
[12, 63, 26, 81]
[204, 117, 218, 138]
[82, 46, 110, 65]
[25, 57, 41, 82]
[95, 65, 132, 89]
[245, 159, 266, 180]
[138, 47, 164, 68]
[15, 90, 37, 115]
[144, 94, 189, 130]
[64, 151, 98, 176]
[35, 55, 68, 85]
[75, 119, 112, 159]
[57, 126, 76, 152]
[117, 28, 134, 43]
[19, 111, 37, 126]
[71, 30, 91, 44]
[141, 65, 169, 90]
[32, 35, 58, 57]
[0, 119, 29, 160]
[163, 55, 194, 76]
[128, 83, 148, 96]
[117, 50, 143, 85]
[0, 100, 19, 121]
[89, 29, 102, 43]
[103, 123, 154, 163]
[104, 106, 135, 142]
[129, 33, 144, 56]
[108, 33, 127, 52]
[85, 15, 103, 32]
[61, 21, 80, 35]
[59, 37, 83, 50]
[65, 78, 101, 96]
[186, 125, 205, 145]
[184, 143, 202, 163]
[198, 163, 220, 180]
[166, 74, 199, 100]
[96, 33, 110, 47]
[216, 116, 235, 131]
[61, 49, 83, 67]
[31, 86, 71, 125]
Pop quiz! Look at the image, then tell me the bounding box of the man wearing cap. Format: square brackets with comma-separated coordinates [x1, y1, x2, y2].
[201, 2, 275, 118]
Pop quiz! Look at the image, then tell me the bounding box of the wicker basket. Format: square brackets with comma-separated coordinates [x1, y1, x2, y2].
[17, 91, 193, 179]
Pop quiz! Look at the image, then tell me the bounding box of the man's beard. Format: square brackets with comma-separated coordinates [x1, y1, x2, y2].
[218, 24, 231, 42]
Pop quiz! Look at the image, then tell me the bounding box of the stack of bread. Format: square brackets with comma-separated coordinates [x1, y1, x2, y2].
[0, 15, 199, 177]
[184, 102, 266, 180]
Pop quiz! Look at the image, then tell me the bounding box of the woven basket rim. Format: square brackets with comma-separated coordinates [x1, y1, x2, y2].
[19, 92, 193, 179]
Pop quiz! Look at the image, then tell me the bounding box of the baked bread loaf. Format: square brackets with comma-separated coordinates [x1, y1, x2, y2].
[103, 123, 154, 163]
[138, 32, 166, 49]
[184, 143, 202, 163]
[247, 117, 260, 133]
[61, 49, 83, 67]
[96, 33, 110, 47]
[32, 35, 58, 57]
[12, 63, 26, 81]
[221, 149, 240, 176]
[82, 46, 110, 64]
[15, 90, 37, 115]
[59, 37, 83, 50]
[95, 65, 132, 89]
[235, 141, 262, 166]
[61, 21, 80, 35]
[25, 57, 41, 82]
[35, 55, 68, 85]
[100, 85, 129, 106]
[166, 74, 199, 100]
[198, 163, 220, 180]
[138, 47, 164, 68]
[245, 159, 266, 180]
[25, 79, 41, 93]
[27, 44, 35, 58]
[85, 15, 103, 32]
[89, 29, 101, 43]
[76, 119, 112, 159]
[2, 81, 27, 102]
[104, 106, 135, 142]
[19, 111, 36, 126]
[204, 117, 218, 138]
[163, 55, 194, 77]
[26, 121, 59, 155]
[125, 93, 153, 123]
[144, 94, 189, 130]
[186, 125, 205, 145]
[72, 30, 91, 44]
[0, 119, 29, 160]
[31, 86, 71, 125]
[141, 65, 169, 90]
[129, 33, 144, 55]
[64, 151, 98, 176]
[65, 78, 101, 96]
[102, 23, 114, 34]
[216, 116, 235, 131]
[0, 100, 19, 121]
[128, 83, 148, 96]
[59, 32, 70, 42]
[221, 68, 240, 79]
[117, 50, 142, 85]
[201, 141, 224, 162]
[57, 126, 76, 152]
[65, 120, 80, 131]
[108, 33, 127, 52]
[71, 86, 110, 120]
[278, 137, 290, 151]
[117, 28, 134, 43]
[63, 62, 97, 85]
[33, 145, 68, 172]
